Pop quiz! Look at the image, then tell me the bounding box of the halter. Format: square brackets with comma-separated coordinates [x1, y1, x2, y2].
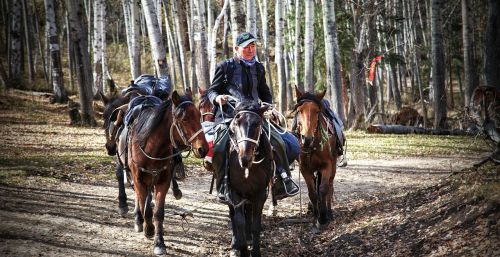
[229, 110, 263, 147]
[170, 100, 204, 149]
[293, 99, 327, 153]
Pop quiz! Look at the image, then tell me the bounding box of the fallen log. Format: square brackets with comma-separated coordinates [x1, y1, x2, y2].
[367, 124, 473, 135]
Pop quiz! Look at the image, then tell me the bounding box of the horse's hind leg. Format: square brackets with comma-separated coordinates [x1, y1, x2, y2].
[171, 178, 182, 200]
[152, 181, 169, 255]
[115, 162, 128, 216]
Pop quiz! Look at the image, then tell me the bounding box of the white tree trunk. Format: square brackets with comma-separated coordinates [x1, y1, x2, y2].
[163, 1, 178, 88]
[322, 0, 344, 122]
[209, 0, 229, 80]
[293, 0, 301, 91]
[246, 0, 257, 36]
[275, 0, 286, 112]
[257, 0, 273, 95]
[304, 0, 314, 92]
[193, 0, 210, 90]
[170, 0, 187, 89]
[44, 0, 68, 103]
[141, 0, 169, 78]
[92, 0, 104, 94]
[230, 0, 245, 44]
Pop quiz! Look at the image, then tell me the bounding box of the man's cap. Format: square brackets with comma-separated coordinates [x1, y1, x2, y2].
[236, 32, 257, 47]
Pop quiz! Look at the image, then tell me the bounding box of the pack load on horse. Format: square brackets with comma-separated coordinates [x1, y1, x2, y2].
[292, 86, 346, 228]
[127, 89, 208, 255]
[100, 75, 186, 216]
[207, 32, 301, 204]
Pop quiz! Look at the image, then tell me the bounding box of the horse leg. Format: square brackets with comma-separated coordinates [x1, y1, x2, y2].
[152, 181, 169, 255]
[230, 205, 249, 257]
[171, 177, 182, 200]
[134, 180, 154, 238]
[244, 204, 252, 246]
[115, 162, 128, 216]
[267, 180, 278, 217]
[133, 195, 143, 232]
[326, 159, 337, 220]
[301, 170, 319, 219]
[317, 162, 334, 226]
[250, 192, 266, 257]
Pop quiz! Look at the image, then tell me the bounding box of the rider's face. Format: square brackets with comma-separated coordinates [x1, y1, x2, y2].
[236, 42, 256, 61]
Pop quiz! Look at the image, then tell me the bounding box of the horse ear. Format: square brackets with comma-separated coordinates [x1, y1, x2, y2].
[99, 90, 109, 105]
[316, 89, 327, 100]
[294, 85, 303, 99]
[198, 87, 205, 96]
[185, 87, 193, 97]
[172, 91, 181, 105]
[258, 105, 270, 116]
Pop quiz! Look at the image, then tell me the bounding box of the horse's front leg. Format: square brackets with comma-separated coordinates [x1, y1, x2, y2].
[318, 161, 335, 226]
[250, 192, 267, 257]
[152, 180, 169, 255]
[133, 175, 154, 238]
[115, 161, 128, 216]
[230, 203, 249, 257]
[300, 167, 319, 218]
[326, 159, 337, 220]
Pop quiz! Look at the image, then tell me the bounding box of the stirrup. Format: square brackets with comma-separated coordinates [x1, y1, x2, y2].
[283, 177, 299, 196]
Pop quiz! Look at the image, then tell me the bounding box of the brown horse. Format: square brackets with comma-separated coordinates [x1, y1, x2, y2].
[198, 87, 215, 123]
[293, 86, 338, 228]
[127, 90, 208, 255]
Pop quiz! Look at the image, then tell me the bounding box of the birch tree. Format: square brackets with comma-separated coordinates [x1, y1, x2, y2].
[66, 0, 96, 126]
[209, 0, 229, 80]
[8, 0, 23, 86]
[275, 0, 286, 112]
[484, 0, 500, 90]
[171, 0, 187, 89]
[230, 0, 245, 43]
[92, 0, 104, 94]
[246, 0, 257, 36]
[193, 0, 210, 90]
[122, 0, 142, 79]
[304, 0, 314, 92]
[322, 0, 345, 122]
[44, 0, 68, 103]
[431, 0, 447, 129]
[141, 0, 169, 78]
[293, 0, 301, 91]
[257, 0, 273, 94]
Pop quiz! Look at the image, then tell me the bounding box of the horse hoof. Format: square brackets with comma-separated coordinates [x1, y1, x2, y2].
[315, 220, 327, 230]
[266, 208, 277, 217]
[173, 189, 182, 200]
[229, 249, 239, 257]
[118, 205, 129, 217]
[144, 227, 155, 239]
[134, 223, 143, 233]
[153, 245, 167, 255]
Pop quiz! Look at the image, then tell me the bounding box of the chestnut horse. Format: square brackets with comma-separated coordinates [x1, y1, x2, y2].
[293, 87, 338, 228]
[223, 100, 272, 257]
[127, 90, 208, 255]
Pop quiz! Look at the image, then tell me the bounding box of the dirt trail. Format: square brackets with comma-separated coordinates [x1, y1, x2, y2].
[0, 156, 479, 257]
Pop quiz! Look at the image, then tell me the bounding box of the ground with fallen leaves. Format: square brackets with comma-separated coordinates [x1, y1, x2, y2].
[0, 89, 498, 257]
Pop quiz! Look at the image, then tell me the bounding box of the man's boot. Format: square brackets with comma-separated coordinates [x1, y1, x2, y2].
[272, 166, 299, 200]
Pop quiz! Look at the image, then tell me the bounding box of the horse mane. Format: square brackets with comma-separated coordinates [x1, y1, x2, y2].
[294, 92, 323, 111]
[234, 98, 261, 114]
[102, 95, 129, 128]
[134, 100, 172, 147]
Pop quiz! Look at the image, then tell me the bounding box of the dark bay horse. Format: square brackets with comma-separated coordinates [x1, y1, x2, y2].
[127, 90, 208, 255]
[225, 100, 272, 257]
[293, 87, 338, 228]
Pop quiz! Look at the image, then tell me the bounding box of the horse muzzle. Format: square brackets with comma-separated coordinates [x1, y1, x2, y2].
[239, 154, 254, 169]
[302, 136, 315, 148]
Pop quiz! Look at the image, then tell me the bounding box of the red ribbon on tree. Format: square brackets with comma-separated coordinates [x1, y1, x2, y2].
[368, 55, 384, 84]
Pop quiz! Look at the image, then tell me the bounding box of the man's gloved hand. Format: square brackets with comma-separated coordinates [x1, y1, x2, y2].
[215, 95, 228, 105]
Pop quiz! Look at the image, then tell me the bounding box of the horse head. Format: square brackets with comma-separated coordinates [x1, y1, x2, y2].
[229, 100, 269, 169]
[171, 90, 209, 158]
[102, 94, 129, 156]
[198, 87, 215, 122]
[294, 86, 326, 148]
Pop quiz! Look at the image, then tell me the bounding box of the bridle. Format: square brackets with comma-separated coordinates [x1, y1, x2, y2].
[229, 110, 263, 148]
[293, 100, 324, 153]
[170, 100, 204, 149]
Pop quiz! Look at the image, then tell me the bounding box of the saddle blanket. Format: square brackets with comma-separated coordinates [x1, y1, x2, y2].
[202, 121, 215, 163]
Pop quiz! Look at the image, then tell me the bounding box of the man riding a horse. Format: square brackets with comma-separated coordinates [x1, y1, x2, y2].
[206, 32, 300, 202]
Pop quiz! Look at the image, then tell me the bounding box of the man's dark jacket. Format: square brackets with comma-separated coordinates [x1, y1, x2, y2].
[206, 57, 272, 121]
